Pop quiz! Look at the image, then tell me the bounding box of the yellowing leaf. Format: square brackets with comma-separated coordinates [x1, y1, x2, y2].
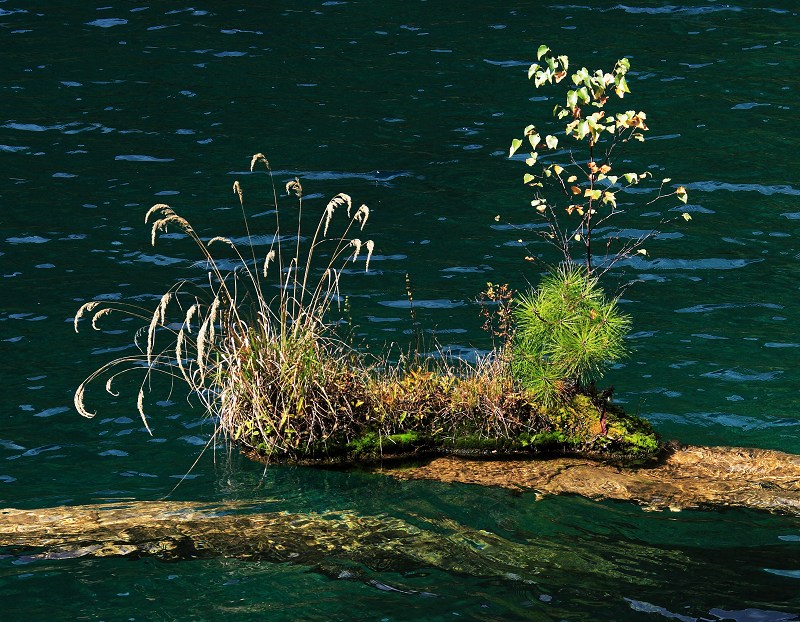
[567, 175, 578, 183]
[681, 212, 692, 221]
[509, 138, 522, 158]
[545, 135, 558, 150]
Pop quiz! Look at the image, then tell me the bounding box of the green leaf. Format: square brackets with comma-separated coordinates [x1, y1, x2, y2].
[566, 90, 578, 108]
[527, 63, 540, 80]
[584, 189, 602, 200]
[525, 152, 538, 166]
[557, 55, 569, 72]
[537, 44, 550, 60]
[623, 173, 638, 184]
[615, 76, 630, 98]
[577, 120, 589, 140]
[577, 86, 591, 105]
[545, 135, 558, 150]
[509, 138, 523, 158]
[529, 133, 541, 149]
[523, 173, 535, 184]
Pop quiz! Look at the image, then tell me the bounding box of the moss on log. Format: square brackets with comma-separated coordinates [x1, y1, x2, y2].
[250, 394, 662, 466]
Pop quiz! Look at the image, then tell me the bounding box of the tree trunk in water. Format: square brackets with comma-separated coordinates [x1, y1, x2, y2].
[1, 445, 799, 572]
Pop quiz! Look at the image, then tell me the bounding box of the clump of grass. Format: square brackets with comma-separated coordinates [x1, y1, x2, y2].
[75, 153, 376, 459]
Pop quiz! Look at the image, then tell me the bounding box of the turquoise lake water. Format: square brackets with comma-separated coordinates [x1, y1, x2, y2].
[1, 1, 799, 619]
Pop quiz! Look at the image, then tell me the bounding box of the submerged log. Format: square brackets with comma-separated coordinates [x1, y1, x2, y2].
[1, 445, 799, 568]
[0, 500, 690, 583]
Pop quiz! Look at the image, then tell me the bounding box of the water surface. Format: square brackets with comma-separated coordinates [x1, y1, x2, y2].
[1, 1, 799, 619]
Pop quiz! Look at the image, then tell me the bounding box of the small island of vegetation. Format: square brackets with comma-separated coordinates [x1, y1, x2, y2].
[73, 47, 692, 467]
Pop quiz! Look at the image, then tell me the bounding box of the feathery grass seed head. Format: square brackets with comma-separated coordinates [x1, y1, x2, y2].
[151, 215, 192, 246]
[250, 153, 269, 172]
[74, 301, 101, 332]
[286, 177, 302, 198]
[365, 240, 375, 272]
[136, 387, 153, 435]
[91, 307, 113, 331]
[74, 383, 94, 419]
[147, 292, 173, 365]
[185, 303, 198, 333]
[263, 250, 276, 277]
[144, 203, 173, 224]
[350, 239, 362, 262]
[328, 193, 352, 218]
[323, 206, 335, 237]
[355, 204, 370, 230]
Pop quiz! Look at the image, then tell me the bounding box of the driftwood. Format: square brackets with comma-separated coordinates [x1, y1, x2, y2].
[1, 445, 799, 569]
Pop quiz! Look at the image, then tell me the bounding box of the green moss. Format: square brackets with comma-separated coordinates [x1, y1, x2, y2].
[346, 431, 427, 456]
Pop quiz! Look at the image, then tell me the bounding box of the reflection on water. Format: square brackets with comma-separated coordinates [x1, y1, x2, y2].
[1, 0, 799, 619]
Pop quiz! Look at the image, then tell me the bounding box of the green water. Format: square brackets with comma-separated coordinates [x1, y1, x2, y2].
[1, 1, 799, 619]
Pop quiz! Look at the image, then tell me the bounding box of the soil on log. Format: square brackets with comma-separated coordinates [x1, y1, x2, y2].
[1, 445, 799, 567]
